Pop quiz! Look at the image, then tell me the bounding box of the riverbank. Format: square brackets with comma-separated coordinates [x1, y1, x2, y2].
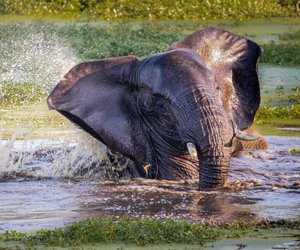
[0, 217, 299, 249]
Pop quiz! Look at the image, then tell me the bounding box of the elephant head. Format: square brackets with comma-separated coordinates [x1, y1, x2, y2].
[169, 27, 263, 131]
[47, 28, 262, 190]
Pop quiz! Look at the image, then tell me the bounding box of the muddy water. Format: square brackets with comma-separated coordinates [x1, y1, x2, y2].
[0, 136, 299, 233]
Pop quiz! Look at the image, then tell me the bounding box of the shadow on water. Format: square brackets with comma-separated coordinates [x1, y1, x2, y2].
[0, 136, 299, 233]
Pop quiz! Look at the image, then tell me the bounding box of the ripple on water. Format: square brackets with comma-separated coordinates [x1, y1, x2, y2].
[0, 136, 299, 232]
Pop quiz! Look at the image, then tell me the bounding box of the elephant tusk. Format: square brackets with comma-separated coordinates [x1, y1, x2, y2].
[235, 130, 259, 141]
[187, 142, 198, 159]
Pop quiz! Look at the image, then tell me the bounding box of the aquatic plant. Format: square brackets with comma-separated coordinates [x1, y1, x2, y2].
[255, 104, 300, 121]
[60, 24, 300, 67]
[0, 217, 299, 247]
[261, 43, 300, 66]
[289, 87, 300, 104]
[260, 30, 300, 66]
[290, 149, 300, 154]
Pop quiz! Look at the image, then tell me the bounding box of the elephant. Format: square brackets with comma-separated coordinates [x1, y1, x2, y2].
[47, 28, 263, 190]
[231, 128, 269, 157]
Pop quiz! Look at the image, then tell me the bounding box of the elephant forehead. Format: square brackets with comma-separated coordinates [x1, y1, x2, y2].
[137, 49, 215, 96]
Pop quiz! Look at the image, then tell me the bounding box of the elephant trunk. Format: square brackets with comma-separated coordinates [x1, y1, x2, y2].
[192, 107, 233, 191]
[198, 147, 231, 190]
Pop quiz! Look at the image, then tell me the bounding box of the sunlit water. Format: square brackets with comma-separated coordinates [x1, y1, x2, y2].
[0, 136, 299, 232]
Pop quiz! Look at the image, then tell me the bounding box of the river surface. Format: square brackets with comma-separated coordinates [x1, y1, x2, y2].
[0, 136, 299, 233]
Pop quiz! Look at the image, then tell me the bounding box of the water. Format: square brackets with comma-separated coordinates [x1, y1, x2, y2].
[0, 22, 78, 92]
[0, 136, 299, 233]
[259, 65, 300, 93]
[0, 22, 299, 234]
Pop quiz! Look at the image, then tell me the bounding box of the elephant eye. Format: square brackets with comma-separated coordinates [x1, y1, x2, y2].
[156, 103, 167, 113]
[224, 136, 234, 147]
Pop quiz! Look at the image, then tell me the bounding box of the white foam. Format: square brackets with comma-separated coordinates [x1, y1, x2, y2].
[0, 23, 78, 92]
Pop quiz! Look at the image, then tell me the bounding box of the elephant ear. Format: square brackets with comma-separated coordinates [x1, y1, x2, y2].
[170, 27, 263, 130]
[47, 56, 148, 166]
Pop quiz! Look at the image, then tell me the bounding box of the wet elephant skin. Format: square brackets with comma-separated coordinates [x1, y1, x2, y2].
[47, 28, 263, 190]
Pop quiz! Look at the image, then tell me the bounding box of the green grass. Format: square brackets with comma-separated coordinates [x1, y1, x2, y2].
[0, 217, 299, 247]
[0, 217, 223, 247]
[59, 23, 184, 60]
[260, 30, 300, 66]
[12, 22, 300, 62]
[1, 22, 300, 66]
[253, 119, 300, 136]
[253, 105, 300, 136]
[0, 81, 46, 106]
[0, 0, 297, 22]
[255, 105, 300, 120]
[58, 23, 300, 67]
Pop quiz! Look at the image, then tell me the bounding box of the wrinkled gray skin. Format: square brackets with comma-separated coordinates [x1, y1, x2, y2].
[47, 28, 263, 190]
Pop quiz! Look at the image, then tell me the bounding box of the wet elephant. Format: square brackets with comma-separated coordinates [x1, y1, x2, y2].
[47, 28, 263, 190]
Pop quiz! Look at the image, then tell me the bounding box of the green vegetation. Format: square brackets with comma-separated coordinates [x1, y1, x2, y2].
[50, 24, 300, 67]
[290, 148, 300, 154]
[256, 104, 300, 120]
[253, 119, 300, 136]
[60, 23, 184, 60]
[254, 104, 300, 136]
[0, 81, 45, 105]
[255, 83, 300, 135]
[1, 22, 300, 71]
[0, 217, 222, 247]
[58, 24, 300, 67]
[261, 84, 300, 106]
[0, 217, 299, 247]
[0, 0, 297, 22]
[260, 30, 300, 66]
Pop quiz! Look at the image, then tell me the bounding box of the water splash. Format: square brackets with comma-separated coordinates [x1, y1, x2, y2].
[0, 129, 138, 181]
[0, 21, 137, 181]
[48, 132, 139, 180]
[0, 22, 78, 92]
[0, 22, 136, 181]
